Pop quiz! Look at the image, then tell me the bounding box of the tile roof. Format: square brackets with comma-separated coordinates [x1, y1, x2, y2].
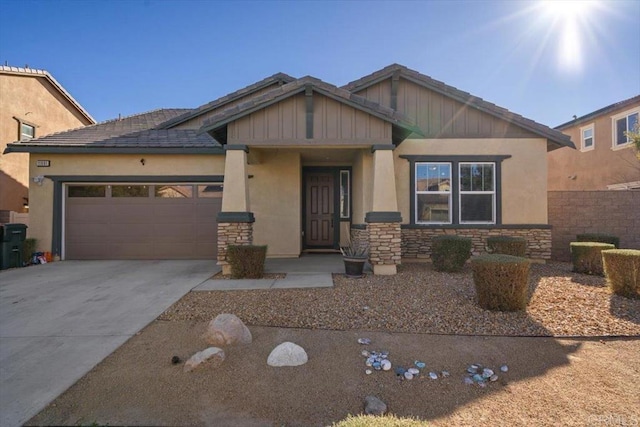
[4, 109, 224, 153]
[158, 73, 295, 129]
[200, 75, 423, 143]
[555, 95, 640, 130]
[343, 63, 574, 149]
[0, 65, 96, 124]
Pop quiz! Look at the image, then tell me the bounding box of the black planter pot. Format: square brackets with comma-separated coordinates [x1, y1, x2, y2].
[343, 256, 366, 278]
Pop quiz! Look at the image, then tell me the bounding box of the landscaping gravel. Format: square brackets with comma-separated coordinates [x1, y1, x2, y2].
[160, 262, 640, 337]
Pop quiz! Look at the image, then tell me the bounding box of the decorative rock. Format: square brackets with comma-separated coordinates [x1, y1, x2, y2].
[478, 381, 487, 388]
[404, 371, 414, 380]
[429, 372, 438, 380]
[183, 347, 225, 372]
[361, 350, 370, 358]
[381, 359, 392, 371]
[501, 365, 509, 373]
[490, 374, 499, 382]
[472, 374, 485, 383]
[408, 368, 420, 375]
[395, 367, 406, 376]
[482, 368, 494, 378]
[203, 314, 252, 346]
[373, 362, 382, 370]
[364, 396, 387, 416]
[441, 370, 450, 378]
[171, 355, 181, 365]
[414, 361, 426, 369]
[463, 377, 474, 385]
[358, 338, 371, 345]
[365, 369, 373, 375]
[267, 342, 308, 367]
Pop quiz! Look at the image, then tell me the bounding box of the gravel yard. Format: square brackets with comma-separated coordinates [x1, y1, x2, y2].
[161, 262, 640, 337]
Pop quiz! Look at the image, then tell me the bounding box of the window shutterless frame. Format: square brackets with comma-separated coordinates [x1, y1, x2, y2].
[415, 162, 452, 224]
[580, 124, 595, 152]
[611, 108, 639, 149]
[458, 162, 496, 224]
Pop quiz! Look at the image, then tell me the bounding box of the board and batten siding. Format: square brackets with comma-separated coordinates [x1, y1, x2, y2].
[355, 79, 539, 139]
[228, 93, 392, 145]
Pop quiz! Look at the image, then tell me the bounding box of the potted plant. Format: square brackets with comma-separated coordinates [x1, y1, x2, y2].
[340, 238, 369, 278]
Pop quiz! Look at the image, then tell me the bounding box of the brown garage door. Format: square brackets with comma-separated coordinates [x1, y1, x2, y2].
[65, 184, 222, 260]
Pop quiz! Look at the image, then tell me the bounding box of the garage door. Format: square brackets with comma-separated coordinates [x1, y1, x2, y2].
[65, 183, 222, 260]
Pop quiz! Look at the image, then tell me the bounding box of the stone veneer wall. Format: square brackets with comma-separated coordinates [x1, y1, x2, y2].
[217, 222, 253, 262]
[368, 223, 402, 266]
[350, 226, 369, 249]
[401, 228, 551, 260]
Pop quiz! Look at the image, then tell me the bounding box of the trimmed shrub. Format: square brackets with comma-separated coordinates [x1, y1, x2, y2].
[471, 254, 531, 311]
[602, 249, 640, 299]
[570, 242, 615, 275]
[431, 235, 472, 272]
[22, 238, 37, 265]
[486, 236, 527, 257]
[227, 245, 267, 279]
[576, 233, 620, 248]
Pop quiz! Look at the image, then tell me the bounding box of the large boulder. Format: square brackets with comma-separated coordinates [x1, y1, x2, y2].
[203, 313, 252, 346]
[364, 395, 387, 416]
[183, 347, 225, 373]
[267, 342, 308, 367]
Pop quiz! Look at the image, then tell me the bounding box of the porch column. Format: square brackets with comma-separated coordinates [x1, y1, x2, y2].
[366, 146, 402, 275]
[217, 146, 254, 275]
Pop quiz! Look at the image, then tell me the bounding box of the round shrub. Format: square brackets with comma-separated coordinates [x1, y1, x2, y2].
[602, 249, 640, 299]
[471, 254, 531, 311]
[431, 235, 472, 272]
[486, 236, 527, 257]
[576, 233, 620, 248]
[570, 242, 615, 276]
[227, 245, 267, 279]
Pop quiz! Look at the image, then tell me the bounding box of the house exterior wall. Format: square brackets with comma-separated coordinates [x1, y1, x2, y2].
[394, 138, 549, 225]
[548, 101, 640, 190]
[228, 93, 392, 145]
[355, 79, 539, 139]
[0, 73, 92, 213]
[27, 154, 225, 253]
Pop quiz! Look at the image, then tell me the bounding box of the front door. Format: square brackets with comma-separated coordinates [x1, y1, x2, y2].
[304, 172, 335, 248]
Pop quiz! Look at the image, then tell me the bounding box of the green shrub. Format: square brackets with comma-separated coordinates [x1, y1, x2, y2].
[602, 249, 640, 299]
[22, 238, 37, 264]
[576, 233, 620, 248]
[227, 245, 267, 279]
[471, 254, 531, 311]
[431, 235, 472, 272]
[570, 242, 615, 275]
[486, 236, 527, 257]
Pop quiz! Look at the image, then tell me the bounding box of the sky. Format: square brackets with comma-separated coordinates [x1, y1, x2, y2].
[1, 0, 639, 127]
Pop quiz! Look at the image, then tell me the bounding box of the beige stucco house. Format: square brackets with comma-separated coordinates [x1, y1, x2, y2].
[0, 66, 95, 219]
[4, 64, 573, 274]
[548, 95, 640, 191]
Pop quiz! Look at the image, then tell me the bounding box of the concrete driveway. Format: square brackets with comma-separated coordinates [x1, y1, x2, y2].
[0, 260, 218, 427]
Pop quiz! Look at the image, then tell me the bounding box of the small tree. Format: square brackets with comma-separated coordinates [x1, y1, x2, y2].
[625, 123, 640, 161]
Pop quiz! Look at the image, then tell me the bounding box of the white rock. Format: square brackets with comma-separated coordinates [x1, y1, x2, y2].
[183, 347, 225, 372]
[381, 359, 392, 371]
[408, 368, 420, 375]
[404, 371, 414, 380]
[267, 342, 308, 367]
[203, 313, 252, 346]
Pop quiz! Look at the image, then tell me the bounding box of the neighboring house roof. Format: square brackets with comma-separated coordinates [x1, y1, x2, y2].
[199, 75, 423, 144]
[0, 65, 96, 124]
[343, 63, 574, 149]
[5, 108, 224, 154]
[158, 72, 295, 129]
[555, 94, 640, 130]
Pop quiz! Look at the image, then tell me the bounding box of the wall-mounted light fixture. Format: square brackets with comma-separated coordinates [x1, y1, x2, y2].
[140, 158, 145, 166]
[32, 175, 45, 186]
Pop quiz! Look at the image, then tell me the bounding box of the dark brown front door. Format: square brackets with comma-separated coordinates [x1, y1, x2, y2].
[305, 172, 335, 247]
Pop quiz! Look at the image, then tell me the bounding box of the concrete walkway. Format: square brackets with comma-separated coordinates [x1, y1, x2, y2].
[0, 260, 217, 427]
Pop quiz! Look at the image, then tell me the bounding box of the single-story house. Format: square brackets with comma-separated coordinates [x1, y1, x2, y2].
[4, 64, 574, 274]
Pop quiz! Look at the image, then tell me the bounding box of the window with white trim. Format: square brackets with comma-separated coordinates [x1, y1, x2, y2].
[580, 124, 594, 151]
[459, 162, 495, 224]
[415, 162, 451, 224]
[612, 109, 639, 148]
[20, 122, 35, 141]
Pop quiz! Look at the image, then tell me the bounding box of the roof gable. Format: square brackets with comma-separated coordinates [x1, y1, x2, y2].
[344, 64, 574, 150]
[0, 65, 95, 124]
[555, 94, 640, 130]
[200, 76, 422, 145]
[158, 73, 295, 129]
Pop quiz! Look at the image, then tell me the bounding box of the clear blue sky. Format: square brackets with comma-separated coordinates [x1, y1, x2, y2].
[1, 0, 638, 127]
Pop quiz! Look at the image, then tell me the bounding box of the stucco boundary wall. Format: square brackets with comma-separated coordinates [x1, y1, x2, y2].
[548, 191, 640, 261]
[401, 228, 551, 261]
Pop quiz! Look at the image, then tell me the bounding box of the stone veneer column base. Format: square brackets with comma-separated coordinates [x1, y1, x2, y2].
[367, 221, 402, 275]
[217, 221, 254, 275]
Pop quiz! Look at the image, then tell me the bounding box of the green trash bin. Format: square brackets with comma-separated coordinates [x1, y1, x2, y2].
[0, 223, 28, 270]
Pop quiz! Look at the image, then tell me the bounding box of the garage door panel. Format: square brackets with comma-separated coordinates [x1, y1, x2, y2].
[65, 183, 221, 260]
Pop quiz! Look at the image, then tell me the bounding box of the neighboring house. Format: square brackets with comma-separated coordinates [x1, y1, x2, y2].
[3, 64, 573, 274]
[548, 95, 640, 190]
[0, 65, 95, 220]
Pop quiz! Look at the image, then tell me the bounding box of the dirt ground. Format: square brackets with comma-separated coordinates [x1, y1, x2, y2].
[29, 322, 640, 427]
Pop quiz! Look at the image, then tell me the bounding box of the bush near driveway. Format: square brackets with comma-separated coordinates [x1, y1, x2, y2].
[227, 245, 267, 279]
[571, 242, 615, 276]
[431, 235, 472, 272]
[603, 249, 640, 299]
[471, 254, 531, 311]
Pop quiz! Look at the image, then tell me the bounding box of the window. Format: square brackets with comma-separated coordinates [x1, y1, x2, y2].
[612, 110, 639, 148]
[20, 123, 35, 141]
[416, 163, 451, 223]
[580, 124, 594, 151]
[197, 184, 223, 198]
[459, 163, 495, 224]
[340, 170, 350, 219]
[68, 185, 106, 197]
[155, 185, 193, 198]
[111, 185, 149, 197]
